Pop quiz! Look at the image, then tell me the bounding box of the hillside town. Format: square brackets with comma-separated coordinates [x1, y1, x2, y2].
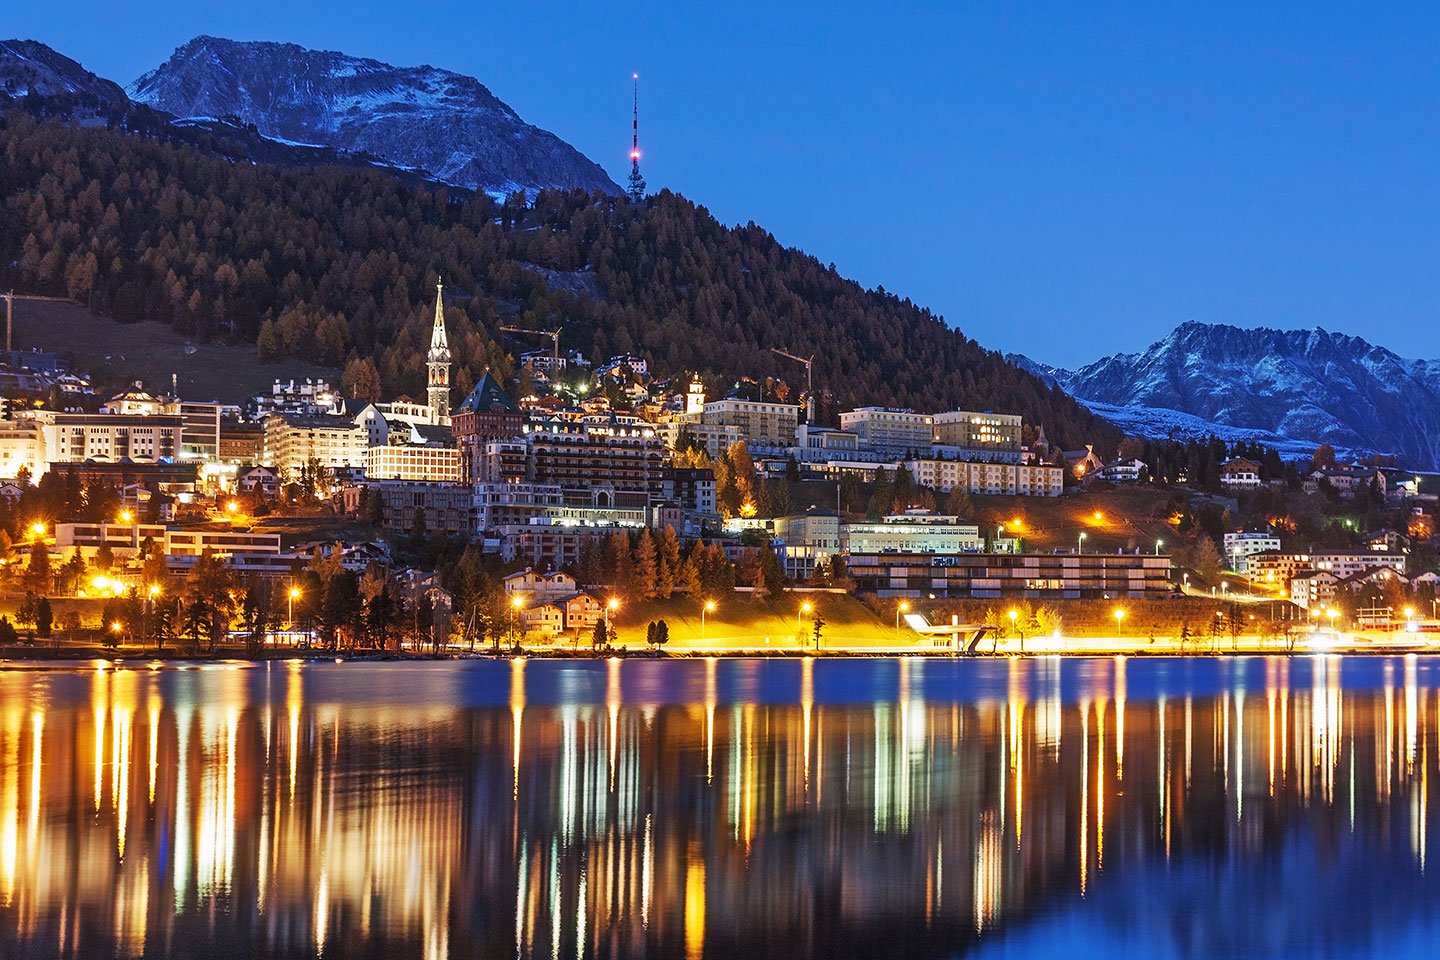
[0, 282, 1435, 653]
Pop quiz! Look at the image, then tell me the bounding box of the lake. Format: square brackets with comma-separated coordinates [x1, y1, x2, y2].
[0, 655, 1438, 959]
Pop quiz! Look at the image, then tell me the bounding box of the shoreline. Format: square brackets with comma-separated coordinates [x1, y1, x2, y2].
[4, 640, 1440, 665]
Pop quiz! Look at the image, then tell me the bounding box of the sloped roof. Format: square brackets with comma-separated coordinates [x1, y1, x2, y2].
[456, 372, 521, 415]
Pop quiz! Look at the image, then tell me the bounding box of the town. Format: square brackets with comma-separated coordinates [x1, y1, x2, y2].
[0, 282, 1433, 657]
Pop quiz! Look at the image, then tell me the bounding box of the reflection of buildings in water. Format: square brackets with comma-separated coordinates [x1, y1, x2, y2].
[0, 658, 1436, 959]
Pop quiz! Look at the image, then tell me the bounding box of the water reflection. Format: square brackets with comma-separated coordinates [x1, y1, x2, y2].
[0, 655, 1438, 958]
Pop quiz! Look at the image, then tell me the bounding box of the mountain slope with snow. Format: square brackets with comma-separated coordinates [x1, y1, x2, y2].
[129, 36, 620, 197]
[1012, 322, 1440, 468]
[0, 38, 127, 105]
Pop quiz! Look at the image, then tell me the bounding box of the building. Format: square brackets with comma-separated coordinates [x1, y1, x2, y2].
[1220, 458, 1262, 490]
[1224, 531, 1283, 573]
[522, 418, 666, 495]
[1249, 549, 1406, 588]
[365, 421, 461, 482]
[1289, 570, 1340, 610]
[931, 411, 1023, 462]
[452, 373, 526, 484]
[164, 399, 242, 460]
[262, 411, 368, 479]
[658, 466, 718, 517]
[236, 466, 281, 498]
[252, 378, 342, 418]
[55, 522, 282, 562]
[31, 411, 183, 464]
[691, 398, 798, 452]
[0, 417, 44, 479]
[1097, 458, 1147, 484]
[771, 512, 844, 581]
[848, 552, 1173, 599]
[842, 512, 983, 555]
[1062, 445, 1106, 480]
[838, 408, 934, 456]
[340, 481, 475, 538]
[219, 419, 264, 464]
[905, 459, 1064, 497]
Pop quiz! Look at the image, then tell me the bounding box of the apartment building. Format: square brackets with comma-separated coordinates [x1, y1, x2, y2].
[522, 418, 666, 495]
[932, 411, 1024, 462]
[262, 411, 367, 478]
[838, 407, 934, 455]
[906, 458, 1064, 497]
[848, 552, 1173, 599]
[30, 411, 183, 464]
[843, 512, 983, 554]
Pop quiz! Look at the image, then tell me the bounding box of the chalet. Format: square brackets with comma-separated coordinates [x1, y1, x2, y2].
[1096, 457, 1147, 484]
[1219, 458, 1262, 491]
[1062, 444, 1105, 480]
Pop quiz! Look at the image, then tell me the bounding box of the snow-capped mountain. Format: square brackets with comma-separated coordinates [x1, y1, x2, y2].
[1011, 321, 1440, 469]
[129, 36, 620, 198]
[0, 38, 127, 105]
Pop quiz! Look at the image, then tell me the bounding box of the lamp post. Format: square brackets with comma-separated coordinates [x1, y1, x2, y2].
[896, 600, 910, 639]
[288, 586, 300, 628]
[800, 600, 813, 647]
[702, 599, 716, 640]
[606, 597, 620, 647]
[147, 583, 160, 650]
[1114, 608, 1126, 636]
[1155, 539, 1164, 556]
[1078, 532, 1087, 555]
[513, 594, 527, 649]
[1405, 606, 1416, 632]
[1327, 607, 1339, 633]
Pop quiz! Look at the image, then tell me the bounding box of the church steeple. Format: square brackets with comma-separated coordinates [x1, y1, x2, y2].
[427, 278, 452, 423]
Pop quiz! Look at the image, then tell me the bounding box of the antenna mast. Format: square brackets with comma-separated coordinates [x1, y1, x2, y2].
[627, 73, 646, 202]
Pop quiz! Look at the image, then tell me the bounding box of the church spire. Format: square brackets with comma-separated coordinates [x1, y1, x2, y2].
[427, 278, 452, 423]
[429, 277, 451, 360]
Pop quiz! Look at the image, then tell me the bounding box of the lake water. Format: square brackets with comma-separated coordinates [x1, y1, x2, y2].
[0, 655, 1438, 959]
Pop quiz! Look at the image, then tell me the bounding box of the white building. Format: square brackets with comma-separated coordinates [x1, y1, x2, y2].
[1225, 531, 1282, 573]
[29, 411, 183, 464]
[838, 407, 934, 455]
[261, 411, 368, 479]
[842, 512, 983, 554]
[906, 458, 1064, 497]
[0, 418, 44, 479]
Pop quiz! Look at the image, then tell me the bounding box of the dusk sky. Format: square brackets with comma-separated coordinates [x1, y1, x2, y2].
[14, 1, 1439, 367]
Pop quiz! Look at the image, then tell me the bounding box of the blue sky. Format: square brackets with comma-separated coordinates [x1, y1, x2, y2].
[9, 1, 1439, 367]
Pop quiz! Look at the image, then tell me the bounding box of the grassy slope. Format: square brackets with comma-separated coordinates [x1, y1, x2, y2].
[15, 300, 339, 404]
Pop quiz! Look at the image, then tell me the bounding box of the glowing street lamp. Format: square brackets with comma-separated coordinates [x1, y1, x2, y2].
[118, 509, 133, 524]
[1114, 608, 1126, 636]
[1405, 606, 1416, 632]
[702, 598, 717, 639]
[799, 600, 813, 632]
[29, 521, 45, 540]
[896, 600, 911, 638]
[1078, 531, 1088, 555]
[1327, 608, 1339, 632]
[1155, 539, 1164, 556]
[288, 585, 301, 626]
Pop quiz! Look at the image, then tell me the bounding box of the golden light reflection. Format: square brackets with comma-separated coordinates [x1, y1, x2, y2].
[0, 658, 1434, 958]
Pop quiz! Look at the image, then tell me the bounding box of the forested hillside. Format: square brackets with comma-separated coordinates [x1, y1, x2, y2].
[0, 107, 1119, 451]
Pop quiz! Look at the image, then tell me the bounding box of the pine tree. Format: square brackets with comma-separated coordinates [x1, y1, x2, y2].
[656, 526, 681, 598]
[634, 531, 659, 599]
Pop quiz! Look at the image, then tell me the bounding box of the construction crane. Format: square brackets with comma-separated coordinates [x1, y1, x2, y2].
[4, 291, 72, 353]
[770, 346, 816, 421]
[499, 325, 564, 370]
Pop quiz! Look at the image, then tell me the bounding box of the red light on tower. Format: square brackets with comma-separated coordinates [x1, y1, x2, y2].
[631, 149, 641, 160]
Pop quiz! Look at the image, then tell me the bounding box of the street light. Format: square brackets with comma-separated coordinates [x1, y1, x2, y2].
[28, 521, 45, 540]
[702, 598, 717, 639]
[1078, 531, 1088, 555]
[1114, 608, 1126, 636]
[799, 600, 813, 633]
[1327, 607, 1339, 632]
[1155, 539, 1164, 556]
[1405, 606, 1416, 632]
[896, 600, 910, 638]
[288, 586, 301, 626]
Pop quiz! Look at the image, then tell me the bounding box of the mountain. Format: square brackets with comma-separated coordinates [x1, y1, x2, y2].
[0, 105, 1119, 453]
[1012, 321, 1440, 468]
[129, 36, 620, 198]
[0, 39, 127, 105]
